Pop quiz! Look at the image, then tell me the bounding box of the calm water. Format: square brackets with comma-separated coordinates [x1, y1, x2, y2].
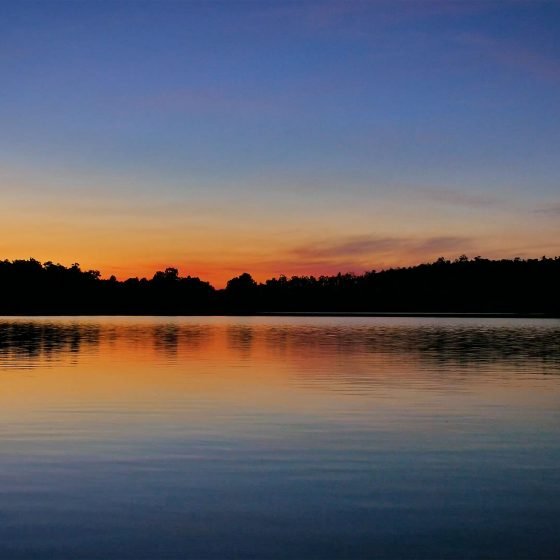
[0, 317, 559, 559]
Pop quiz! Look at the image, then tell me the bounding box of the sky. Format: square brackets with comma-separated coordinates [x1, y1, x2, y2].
[1, 0, 559, 286]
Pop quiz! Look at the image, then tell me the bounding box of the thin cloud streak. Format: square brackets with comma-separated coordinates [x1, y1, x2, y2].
[130, 88, 283, 116]
[419, 188, 502, 208]
[534, 202, 560, 216]
[290, 234, 474, 263]
[455, 32, 560, 82]
[244, 0, 499, 36]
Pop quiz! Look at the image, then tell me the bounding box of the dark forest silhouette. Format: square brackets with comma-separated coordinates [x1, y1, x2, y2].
[0, 256, 558, 316]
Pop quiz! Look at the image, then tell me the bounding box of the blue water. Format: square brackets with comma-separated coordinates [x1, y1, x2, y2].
[0, 317, 559, 559]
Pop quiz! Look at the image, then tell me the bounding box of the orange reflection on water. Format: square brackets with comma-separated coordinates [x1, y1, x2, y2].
[1, 316, 560, 560]
[1, 317, 559, 431]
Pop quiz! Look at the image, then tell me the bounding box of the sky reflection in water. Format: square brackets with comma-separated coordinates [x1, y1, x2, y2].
[0, 317, 559, 559]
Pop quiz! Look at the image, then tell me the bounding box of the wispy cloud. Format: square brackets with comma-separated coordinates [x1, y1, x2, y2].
[413, 236, 474, 254]
[290, 234, 474, 263]
[247, 0, 497, 33]
[129, 88, 279, 116]
[534, 202, 560, 216]
[455, 32, 560, 82]
[292, 236, 402, 260]
[419, 187, 502, 208]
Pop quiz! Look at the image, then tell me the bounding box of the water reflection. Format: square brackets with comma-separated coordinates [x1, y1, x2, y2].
[152, 323, 180, 357]
[1, 317, 559, 371]
[0, 320, 100, 367]
[0, 317, 558, 559]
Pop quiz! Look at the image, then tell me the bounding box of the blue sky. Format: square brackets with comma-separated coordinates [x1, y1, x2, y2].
[1, 0, 559, 284]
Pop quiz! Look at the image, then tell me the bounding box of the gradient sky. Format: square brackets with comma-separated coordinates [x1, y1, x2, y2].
[1, 0, 559, 286]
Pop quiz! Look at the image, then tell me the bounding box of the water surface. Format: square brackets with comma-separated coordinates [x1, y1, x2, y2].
[0, 316, 559, 559]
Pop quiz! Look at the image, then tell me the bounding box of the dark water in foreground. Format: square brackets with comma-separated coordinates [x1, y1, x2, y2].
[0, 317, 559, 559]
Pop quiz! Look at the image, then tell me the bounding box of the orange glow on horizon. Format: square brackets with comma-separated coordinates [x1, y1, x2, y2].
[1, 178, 559, 288]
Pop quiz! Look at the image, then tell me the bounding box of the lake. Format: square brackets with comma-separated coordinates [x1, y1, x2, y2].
[0, 316, 559, 559]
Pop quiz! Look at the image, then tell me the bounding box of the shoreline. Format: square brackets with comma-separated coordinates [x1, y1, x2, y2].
[0, 312, 557, 319]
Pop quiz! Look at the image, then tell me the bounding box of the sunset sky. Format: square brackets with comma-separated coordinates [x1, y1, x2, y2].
[1, 0, 559, 286]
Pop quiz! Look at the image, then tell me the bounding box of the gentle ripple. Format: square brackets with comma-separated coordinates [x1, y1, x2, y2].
[0, 316, 559, 559]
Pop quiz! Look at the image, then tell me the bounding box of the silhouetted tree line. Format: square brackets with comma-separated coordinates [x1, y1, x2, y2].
[0, 255, 558, 315]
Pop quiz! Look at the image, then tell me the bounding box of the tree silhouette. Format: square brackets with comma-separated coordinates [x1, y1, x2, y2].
[225, 273, 258, 312]
[0, 256, 558, 315]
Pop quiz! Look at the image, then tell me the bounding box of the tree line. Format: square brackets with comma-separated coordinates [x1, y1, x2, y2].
[0, 255, 558, 315]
